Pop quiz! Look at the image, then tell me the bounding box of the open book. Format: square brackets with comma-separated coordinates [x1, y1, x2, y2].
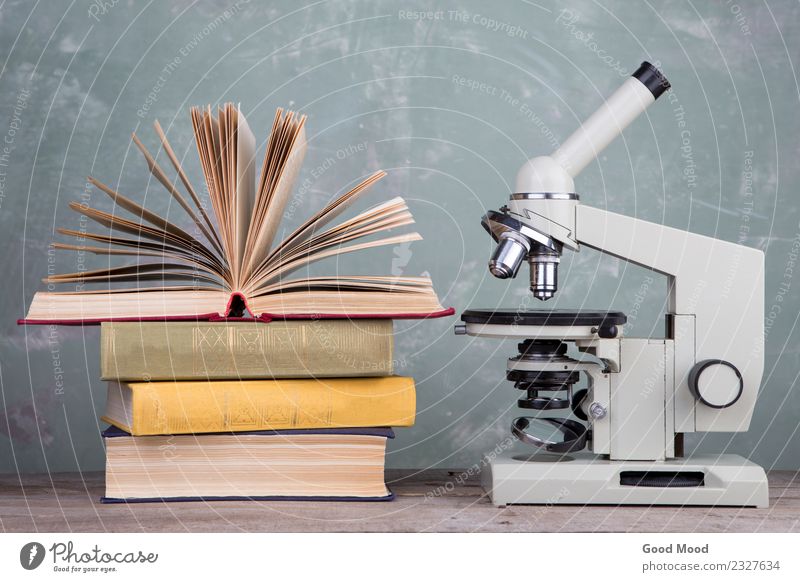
[22, 104, 450, 323]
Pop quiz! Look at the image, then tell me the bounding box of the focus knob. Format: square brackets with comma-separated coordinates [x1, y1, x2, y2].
[688, 359, 743, 409]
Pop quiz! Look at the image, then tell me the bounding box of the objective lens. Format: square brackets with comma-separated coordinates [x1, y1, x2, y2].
[529, 245, 560, 300]
[488, 232, 530, 279]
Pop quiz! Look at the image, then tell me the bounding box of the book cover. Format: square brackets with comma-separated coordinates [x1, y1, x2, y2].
[102, 376, 416, 435]
[100, 319, 395, 381]
[101, 425, 396, 439]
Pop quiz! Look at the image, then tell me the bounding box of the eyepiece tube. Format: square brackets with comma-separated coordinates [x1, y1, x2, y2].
[551, 61, 670, 178]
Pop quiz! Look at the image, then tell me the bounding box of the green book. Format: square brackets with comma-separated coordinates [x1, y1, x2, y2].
[100, 320, 394, 381]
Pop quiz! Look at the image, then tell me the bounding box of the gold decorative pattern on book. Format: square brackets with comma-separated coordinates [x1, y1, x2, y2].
[100, 320, 394, 380]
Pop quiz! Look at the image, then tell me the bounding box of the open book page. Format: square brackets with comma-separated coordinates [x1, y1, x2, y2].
[54, 229, 225, 277]
[55, 197, 226, 283]
[248, 281, 444, 316]
[241, 110, 307, 282]
[85, 177, 219, 265]
[192, 106, 235, 271]
[49, 242, 224, 282]
[131, 131, 224, 258]
[43, 263, 223, 286]
[246, 197, 416, 294]
[234, 104, 257, 290]
[151, 120, 224, 254]
[24, 289, 230, 322]
[266, 170, 386, 263]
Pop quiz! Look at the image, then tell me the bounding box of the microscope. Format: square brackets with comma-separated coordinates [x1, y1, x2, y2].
[456, 62, 768, 507]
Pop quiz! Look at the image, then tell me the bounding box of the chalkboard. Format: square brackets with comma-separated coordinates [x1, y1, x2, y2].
[1, 0, 798, 473]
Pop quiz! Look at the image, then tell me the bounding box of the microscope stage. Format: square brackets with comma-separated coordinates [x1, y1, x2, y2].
[459, 309, 627, 340]
[482, 452, 768, 508]
[461, 309, 626, 327]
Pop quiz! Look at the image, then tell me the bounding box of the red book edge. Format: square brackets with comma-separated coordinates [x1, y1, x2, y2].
[17, 290, 455, 325]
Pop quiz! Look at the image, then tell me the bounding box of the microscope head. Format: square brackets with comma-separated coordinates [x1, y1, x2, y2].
[483, 209, 562, 300]
[483, 62, 670, 301]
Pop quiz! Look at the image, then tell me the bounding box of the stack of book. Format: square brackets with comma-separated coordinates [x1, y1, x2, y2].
[99, 319, 414, 502]
[20, 103, 450, 503]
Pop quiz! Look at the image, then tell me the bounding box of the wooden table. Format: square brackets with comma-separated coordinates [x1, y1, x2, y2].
[1, 470, 799, 532]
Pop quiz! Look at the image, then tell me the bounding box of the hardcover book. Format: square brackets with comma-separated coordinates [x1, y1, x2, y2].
[100, 319, 394, 381]
[102, 426, 395, 502]
[102, 375, 416, 435]
[22, 103, 449, 323]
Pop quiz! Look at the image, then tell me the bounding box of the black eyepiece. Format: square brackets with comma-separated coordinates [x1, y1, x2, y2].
[633, 61, 670, 99]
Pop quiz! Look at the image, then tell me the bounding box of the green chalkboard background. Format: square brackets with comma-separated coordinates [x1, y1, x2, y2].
[2, 0, 799, 473]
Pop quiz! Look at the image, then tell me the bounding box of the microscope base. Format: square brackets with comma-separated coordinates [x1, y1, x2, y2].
[482, 452, 768, 508]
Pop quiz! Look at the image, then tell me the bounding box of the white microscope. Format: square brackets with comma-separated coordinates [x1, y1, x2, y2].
[456, 62, 768, 507]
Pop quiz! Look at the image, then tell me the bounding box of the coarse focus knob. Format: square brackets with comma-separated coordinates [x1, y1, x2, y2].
[688, 359, 743, 409]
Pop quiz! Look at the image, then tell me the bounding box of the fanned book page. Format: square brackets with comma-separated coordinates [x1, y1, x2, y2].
[22, 104, 450, 323]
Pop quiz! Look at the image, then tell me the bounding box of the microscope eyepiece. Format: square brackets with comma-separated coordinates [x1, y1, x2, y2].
[633, 61, 670, 100]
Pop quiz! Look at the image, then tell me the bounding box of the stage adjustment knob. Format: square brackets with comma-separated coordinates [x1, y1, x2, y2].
[688, 359, 743, 409]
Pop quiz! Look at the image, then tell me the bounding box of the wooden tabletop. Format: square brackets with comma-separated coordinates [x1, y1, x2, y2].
[2, 469, 799, 532]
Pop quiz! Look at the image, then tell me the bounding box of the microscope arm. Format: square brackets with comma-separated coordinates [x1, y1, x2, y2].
[576, 204, 765, 433]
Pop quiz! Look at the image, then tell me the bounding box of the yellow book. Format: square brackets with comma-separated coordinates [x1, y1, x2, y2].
[102, 376, 415, 436]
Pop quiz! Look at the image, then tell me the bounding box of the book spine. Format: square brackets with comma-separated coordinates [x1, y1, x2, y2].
[108, 376, 416, 435]
[100, 320, 394, 380]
